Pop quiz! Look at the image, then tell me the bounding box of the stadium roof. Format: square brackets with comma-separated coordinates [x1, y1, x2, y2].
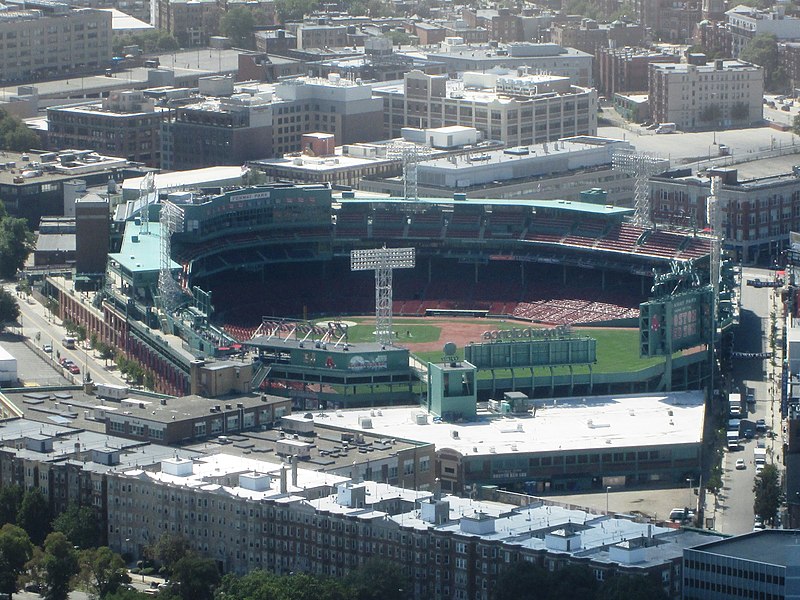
[338, 196, 634, 216]
[109, 220, 179, 274]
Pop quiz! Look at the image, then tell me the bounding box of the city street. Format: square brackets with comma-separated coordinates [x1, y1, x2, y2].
[708, 267, 782, 535]
[5, 285, 124, 387]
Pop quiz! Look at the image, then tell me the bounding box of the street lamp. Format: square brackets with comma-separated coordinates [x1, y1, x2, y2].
[686, 478, 693, 510]
[606, 486, 611, 513]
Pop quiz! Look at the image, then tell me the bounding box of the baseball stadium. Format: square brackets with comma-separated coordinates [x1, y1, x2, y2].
[103, 182, 732, 407]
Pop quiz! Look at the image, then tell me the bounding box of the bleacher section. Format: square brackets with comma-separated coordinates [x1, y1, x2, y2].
[171, 188, 712, 330]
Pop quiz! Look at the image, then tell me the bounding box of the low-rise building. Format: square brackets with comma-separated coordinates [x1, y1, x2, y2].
[0, 2, 112, 84]
[649, 165, 800, 264]
[107, 453, 720, 599]
[727, 4, 800, 58]
[151, 0, 218, 47]
[360, 136, 637, 205]
[598, 47, 676, 99]
[0, 417, 201, 543]
[649, 59, 763, 131]
[420, 39, 593, 86]
[0, 149, 134, 227]
[683, 530, 800, 599]
[311, 390, 706, 496]
[375, 69, 597, 146]
[461, 7, 523, 42]
[48, 90, 169, 167]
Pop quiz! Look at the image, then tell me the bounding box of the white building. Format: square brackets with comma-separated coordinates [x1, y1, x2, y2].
[422, 41, 594, 87]
[0, 3, 112, 84]
[727, 5, 800, 57]
[375, 69, 597, 146]
[649, 59, 763, 131]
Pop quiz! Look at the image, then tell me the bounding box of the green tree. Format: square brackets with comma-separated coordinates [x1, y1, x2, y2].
[171, 554, 219, 600]
[152, 534, 191, 577]
[754, 463, 782, 526]
[17, 488, 51, 546]
[792, 113, 800, 137]
[731, 101, 750, 121]
[598, 573, 669, 600]
[52, 505, 102, 550]
[740, 33, 785, 91]
[0, 111, 39, 152]
[385, 30, 411, 45]
[493, 560, 552, 600]
[77, 547, 130, 599]
[112, 31, 179, 55]
[345, 558, 409, 600]
[699, 104, 722, 123]
[0, 485, 23, 526]
[275, 0, 318, 22]
[0, 524, 34, 597]
[42, 533, 79, 600]
[0, 205, 34, 279]
[104, 587, 151, 600]
[220, 7, 256, 49]
[0, 286, 20, 332]
[21, 546, 45, 592]
[549, 564, 600, 600]
[216, 570, 349, 600]
[5, 126, 39, 152]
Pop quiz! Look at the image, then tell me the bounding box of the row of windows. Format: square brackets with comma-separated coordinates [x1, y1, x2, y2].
[686, 561, 784, 584]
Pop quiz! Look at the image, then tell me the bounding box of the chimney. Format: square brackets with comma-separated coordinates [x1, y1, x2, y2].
[280, 464, 288, 494]
[291, 455, 298, 487]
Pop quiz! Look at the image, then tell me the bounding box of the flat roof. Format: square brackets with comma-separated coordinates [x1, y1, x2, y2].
[0, 417, 201, 472]
[4, 385, 288, 429]
[421, 136, 629, 170]
[121, 451, 350, 499]
[36, 233, 76, 253]
[339, 195, 634, 216]
[109, 220, 178, 274]
[99, 7, 153, 31]
[122, 166, 244, 192]
[184, 426, 431, 473]
[316, 390, 705, 456]
[688, 530, 800, 567]
[252, 151, 393, 172]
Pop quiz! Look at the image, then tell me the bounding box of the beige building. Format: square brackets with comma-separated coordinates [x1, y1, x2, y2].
[152, 0, 218, 47]
[375, 69, 597, 146]
[0, 3, 112, 84]
[649, 59, 763, 131]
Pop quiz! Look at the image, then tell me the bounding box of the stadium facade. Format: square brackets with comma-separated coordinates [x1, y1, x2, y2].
[49, 183, 715, 403]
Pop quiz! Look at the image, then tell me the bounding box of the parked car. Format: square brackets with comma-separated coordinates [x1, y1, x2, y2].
[669, 507, 694, 522]
[68, 365, 80, 375]
[735, 458, 746, 469]
[42, 344, 52, 353]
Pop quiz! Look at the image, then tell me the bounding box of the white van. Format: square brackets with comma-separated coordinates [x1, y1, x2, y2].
[656, 123, 676, 134]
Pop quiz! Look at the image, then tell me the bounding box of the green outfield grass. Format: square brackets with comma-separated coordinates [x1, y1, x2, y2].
[344, 322, 443, 344]
[341, 318, 664, 374]
[411, 327, 664, 374]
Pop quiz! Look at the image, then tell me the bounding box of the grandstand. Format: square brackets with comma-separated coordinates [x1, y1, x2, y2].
[152, 185, 713, 332]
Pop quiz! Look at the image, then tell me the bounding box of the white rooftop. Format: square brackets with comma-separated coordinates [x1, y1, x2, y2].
[316, 391, 705, 456]
[99, 8, 153, 31]
[122, 166, 245, 194]
[421, 136, 630, 170]
[121, 452, 349, 500]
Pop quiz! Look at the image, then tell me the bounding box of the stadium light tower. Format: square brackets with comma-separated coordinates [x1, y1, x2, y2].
[612, 150, 668, 227]
[706, 172, 723, 392]
[351, 247, 415, 346]
[159, 199, 185, 315]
